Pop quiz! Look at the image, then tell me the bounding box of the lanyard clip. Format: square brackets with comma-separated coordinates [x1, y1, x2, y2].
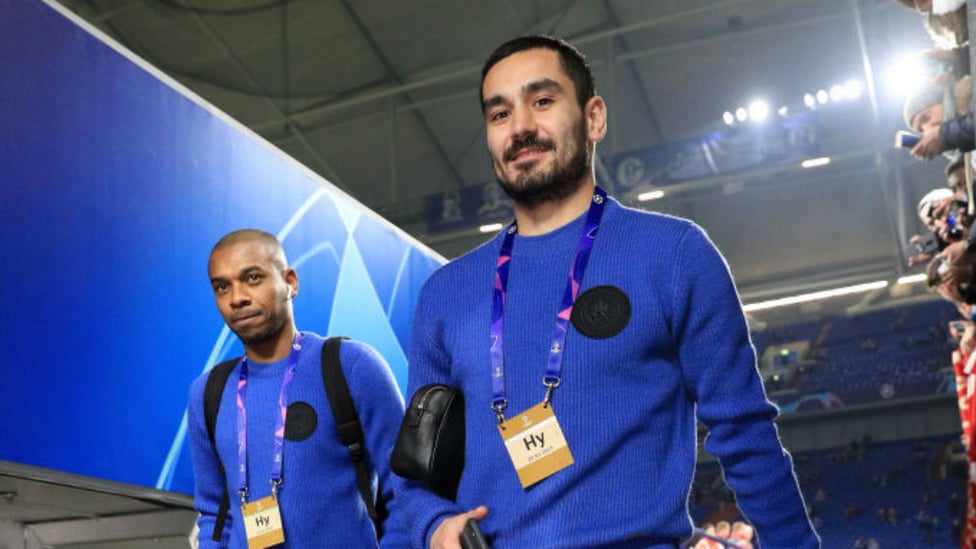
[491, 399, 508, 425]
[542, 377, 561, 407]
[270, 478, 282, 497]
[238, 487, 248, 506]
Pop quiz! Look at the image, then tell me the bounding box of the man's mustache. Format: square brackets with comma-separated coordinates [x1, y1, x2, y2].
[504, 135, 555, 162]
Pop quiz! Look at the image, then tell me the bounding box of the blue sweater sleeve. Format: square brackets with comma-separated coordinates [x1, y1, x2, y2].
[670, 225, 820, 549]
[393, 276, 465, 549]
[187, 374, 231, 549]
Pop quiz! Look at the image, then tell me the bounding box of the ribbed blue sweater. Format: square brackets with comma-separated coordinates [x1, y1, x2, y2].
[395, 198, 819, 549]
[188, 333, 409, 548]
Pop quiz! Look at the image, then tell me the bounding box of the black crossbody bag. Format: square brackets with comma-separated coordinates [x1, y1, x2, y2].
[390, 384, 465, 500]
[391, 384, 491, 548]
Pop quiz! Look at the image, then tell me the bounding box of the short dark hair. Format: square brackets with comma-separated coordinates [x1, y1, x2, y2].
[211, 228, 288, 271]
[480, 35, 595, 114]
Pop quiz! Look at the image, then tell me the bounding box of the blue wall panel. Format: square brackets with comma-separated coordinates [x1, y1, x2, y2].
[0, 1, 443, 495]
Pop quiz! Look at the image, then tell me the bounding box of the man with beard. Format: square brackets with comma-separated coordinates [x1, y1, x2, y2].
[187, 229, 408, 548]
[394, 36, 819, 549]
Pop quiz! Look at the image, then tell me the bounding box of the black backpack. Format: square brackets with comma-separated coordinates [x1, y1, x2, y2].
[202, 337, 386, 542]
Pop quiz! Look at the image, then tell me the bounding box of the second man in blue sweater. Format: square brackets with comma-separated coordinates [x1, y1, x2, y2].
[394, 35, 820, 549]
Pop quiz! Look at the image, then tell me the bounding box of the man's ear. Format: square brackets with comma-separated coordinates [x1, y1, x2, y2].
[284, 268, 298, 298]
[584, 95, 607, 143]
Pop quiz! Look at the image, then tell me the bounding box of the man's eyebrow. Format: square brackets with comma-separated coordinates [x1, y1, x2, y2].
[239, 265, 265, 276]
[482, 78, 564, 113]
[483, 94, 505, 113]
[524, 78, 561, 95]
[210, 265, 265, 284]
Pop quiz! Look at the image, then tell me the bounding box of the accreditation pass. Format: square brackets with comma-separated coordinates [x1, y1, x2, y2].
[241, 495, 285, 549]
[499, 402, 574, 488]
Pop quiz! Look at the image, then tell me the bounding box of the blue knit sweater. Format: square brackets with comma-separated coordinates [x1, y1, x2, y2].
[395, 198, 819, 549]
[188, 333, 409, 548]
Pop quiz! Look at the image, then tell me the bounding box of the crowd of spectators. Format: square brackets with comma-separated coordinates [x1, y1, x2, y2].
[896, 2, 976, 546]
[690, 436, 968, 547]
[690, 1, 976, 545]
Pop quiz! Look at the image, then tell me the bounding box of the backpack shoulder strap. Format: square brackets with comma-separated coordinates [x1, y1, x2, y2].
[202, 357, 239, 542]
[204, 358, 239, 450]
[320, 337, 383, 532]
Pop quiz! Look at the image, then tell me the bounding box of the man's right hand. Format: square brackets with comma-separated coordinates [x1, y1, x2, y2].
[430, 506, 488, 549]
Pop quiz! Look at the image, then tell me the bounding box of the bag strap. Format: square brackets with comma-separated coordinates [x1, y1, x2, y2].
[202, 357, 240, 543]
[320, 337, 384, 535]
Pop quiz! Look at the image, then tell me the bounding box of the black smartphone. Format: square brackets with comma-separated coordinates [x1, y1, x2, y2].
[905, 231, 941, 258]
[460, 519, 490, 549]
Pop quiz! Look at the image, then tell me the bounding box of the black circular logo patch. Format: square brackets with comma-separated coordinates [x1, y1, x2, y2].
[284, 401, 317, 441]
[571, 285, 631, 339]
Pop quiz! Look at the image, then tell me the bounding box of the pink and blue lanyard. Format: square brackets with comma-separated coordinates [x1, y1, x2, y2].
[490, 186, 607, 423]
[236, 333, 303, 504]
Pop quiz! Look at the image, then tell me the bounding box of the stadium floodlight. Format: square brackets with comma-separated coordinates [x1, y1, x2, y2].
[886, 55, 925, 97]
[801, 157, 831, 169]
[896, 273, 927, 285]
[723, 111, 735, 125]
[829, 84, 844, 102]
[735, 107, 748, 122]
[778, 106, 789, 117]
[747, 100, 769, 123]
[743, 280, 888, 312]
[816, 89, 829, 104]
[637, 190, 665, 202]
[803, 93, 816, 108]
[843, 79, 864, 100]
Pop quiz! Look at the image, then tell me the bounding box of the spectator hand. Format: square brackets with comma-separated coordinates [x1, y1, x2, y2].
[938, 224, 956, 243]
[906, 234, 934, 267]
[962, 321, 976, 354]
[908, 251, 933, 267]
[911, 126, 946, 160]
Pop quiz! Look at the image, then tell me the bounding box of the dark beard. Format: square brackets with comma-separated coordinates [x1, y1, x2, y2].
[496, 120, 590, 208]
[234, 315, 286, 347]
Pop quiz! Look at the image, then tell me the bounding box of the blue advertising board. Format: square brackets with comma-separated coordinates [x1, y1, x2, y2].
[0, 0, 443, 494]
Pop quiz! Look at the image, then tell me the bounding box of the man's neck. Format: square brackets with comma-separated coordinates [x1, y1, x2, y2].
[513, 179, 596, 237]
[244, 323, 298, 363]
